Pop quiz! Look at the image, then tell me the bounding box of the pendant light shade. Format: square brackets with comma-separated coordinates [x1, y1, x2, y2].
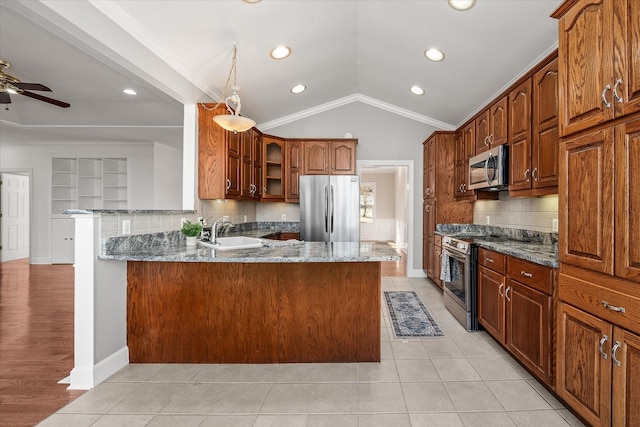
[212, 44, 256, 133]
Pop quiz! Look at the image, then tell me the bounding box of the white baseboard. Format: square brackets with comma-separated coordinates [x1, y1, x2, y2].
[68, 346, 129, 390]
[29, 257, 51, 264]
[408, 268, 427, 278]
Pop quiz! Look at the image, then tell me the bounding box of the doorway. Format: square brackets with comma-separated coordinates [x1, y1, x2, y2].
[1, 171, 31, 262]
[357, 160, 414, 277]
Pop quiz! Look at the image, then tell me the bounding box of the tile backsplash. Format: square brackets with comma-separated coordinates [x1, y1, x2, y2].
[473, 193, 558, 232]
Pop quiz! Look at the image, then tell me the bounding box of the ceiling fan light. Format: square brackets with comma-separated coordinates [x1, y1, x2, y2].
[448, 0, 476, 11]
[213, 114, 256, 132]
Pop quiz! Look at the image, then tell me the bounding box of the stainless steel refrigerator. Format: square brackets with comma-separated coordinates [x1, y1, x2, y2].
[299, 175, 360, 242]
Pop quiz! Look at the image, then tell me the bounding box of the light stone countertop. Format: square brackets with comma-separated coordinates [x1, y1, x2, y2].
[99, 240, 402, 263]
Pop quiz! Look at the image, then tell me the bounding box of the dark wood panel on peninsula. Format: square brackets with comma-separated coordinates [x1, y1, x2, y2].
[127, 261, 381, 363]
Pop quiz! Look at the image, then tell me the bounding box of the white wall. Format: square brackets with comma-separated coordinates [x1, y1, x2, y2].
[474, 193, 559, 232]
[394, 166, 409, 251]
[360, 172, 395, 241]
[0, 140, 179, 263]
[265, 102, 438, 271]
[153, 142, 183, 209]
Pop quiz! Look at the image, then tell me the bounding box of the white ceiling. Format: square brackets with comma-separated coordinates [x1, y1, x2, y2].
[0, 0, 562, 148]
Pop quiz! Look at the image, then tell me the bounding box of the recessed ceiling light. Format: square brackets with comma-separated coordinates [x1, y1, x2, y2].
[270, 45, 291, 60]
[448, 0, 476, 11]
[424, 48, 445, 62]
[123, 88, 137, 95]
[290, 84, 306, 94]
[242, 0, 262, 3]
[410, 86, 425, 96]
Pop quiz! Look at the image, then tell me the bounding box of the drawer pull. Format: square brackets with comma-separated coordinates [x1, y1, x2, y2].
[599, 335, 608, 360]
[612, 342, 621, 367]
[520, 271, 533, 278]
[602, 301, 626, 313]
[485, 257, 494, 263]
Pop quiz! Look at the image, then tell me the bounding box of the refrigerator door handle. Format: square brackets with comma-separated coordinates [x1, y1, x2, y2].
[324, 185, 329, 233]
[330, 185, 335, 233]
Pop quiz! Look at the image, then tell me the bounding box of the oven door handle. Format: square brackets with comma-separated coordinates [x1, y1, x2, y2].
[442, 248, 466, 262]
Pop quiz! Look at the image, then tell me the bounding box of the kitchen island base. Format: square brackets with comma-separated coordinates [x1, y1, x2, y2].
[127, 261, 381, 363]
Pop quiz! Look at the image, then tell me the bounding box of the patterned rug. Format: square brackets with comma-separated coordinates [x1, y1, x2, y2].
[384, 291, 444, 338]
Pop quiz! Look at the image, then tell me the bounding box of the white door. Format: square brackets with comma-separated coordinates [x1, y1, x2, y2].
[1, 173, 30, 262]
[51, 218, 75, 264]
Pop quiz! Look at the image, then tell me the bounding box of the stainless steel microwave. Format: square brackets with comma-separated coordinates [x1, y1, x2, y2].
[468, 144, 509, 190]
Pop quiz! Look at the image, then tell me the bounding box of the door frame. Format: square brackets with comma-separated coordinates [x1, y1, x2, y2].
[0, 168, 33, 263]
[357, 160, 415, 277]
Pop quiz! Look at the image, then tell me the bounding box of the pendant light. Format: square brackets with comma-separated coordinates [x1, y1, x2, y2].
[212, 43, 256, 133]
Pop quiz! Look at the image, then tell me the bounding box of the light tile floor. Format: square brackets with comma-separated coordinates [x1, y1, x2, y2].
[38, 277, 586, 427]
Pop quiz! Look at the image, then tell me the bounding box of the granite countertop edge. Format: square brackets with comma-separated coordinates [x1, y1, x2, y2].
[99, 237, 401, 263]
[435, 228, 558, 268]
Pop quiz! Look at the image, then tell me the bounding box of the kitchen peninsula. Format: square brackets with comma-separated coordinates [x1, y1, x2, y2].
[68, 211, 400, 389]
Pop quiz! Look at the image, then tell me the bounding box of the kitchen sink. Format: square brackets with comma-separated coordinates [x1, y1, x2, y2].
[198, 236, 264, 251]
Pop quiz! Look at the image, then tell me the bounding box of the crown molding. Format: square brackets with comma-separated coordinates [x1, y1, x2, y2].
[258, 93, 456, 131]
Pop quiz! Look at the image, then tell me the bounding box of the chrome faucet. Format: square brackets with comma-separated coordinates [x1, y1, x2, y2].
[210, 216, 231, 245]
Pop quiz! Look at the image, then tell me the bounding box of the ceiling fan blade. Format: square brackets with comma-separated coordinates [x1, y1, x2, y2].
[15, 82, 52, 92]
[20, 90, 70, 108]
[0, 92, 11, 104]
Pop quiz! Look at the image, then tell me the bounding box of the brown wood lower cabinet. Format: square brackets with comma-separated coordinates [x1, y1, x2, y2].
[127, 261, 380, 364]
[478, 249, 554, 386]
[557, 302, 640, 427]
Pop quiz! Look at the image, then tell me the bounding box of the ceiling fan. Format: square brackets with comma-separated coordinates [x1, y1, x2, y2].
[0, 59, 70, 108]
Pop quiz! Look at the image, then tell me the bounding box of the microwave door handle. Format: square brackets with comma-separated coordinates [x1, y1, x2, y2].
[484, 156, 491, 185]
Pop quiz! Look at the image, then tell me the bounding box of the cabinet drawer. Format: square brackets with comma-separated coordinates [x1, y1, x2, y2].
[478, 248, 506, 274]
[507, 257, 553, 295]
[559, 267, 640, 336]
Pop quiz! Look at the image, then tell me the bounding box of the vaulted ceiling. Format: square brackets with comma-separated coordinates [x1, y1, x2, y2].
[0, 0, 561, 147]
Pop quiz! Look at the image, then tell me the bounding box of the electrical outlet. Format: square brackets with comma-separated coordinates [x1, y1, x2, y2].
[243, 215, 248, 222]
[552, 219, 559, 232]
[281, 214, 287, 221]
[485, 216, 490, 225]
[122, 219, 131, 235]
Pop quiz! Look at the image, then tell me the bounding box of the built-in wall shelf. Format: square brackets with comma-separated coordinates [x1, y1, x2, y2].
[51, 157, 128, 213]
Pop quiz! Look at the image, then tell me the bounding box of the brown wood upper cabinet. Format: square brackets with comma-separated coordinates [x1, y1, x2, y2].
[285, 140, 303, 202]
[198, 104, 242, 199]
[553, 0, 640, 137]
[454, 123, 476, 199]
[303, 139, 357, 175]
[262, 136, 285, 201]
[510, 55, 559, 197]
[241, 128, 262, 200]
[476, 96, 508, 155]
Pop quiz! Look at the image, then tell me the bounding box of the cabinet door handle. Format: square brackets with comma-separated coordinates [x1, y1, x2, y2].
[489, 134, 494, 145]
[505, 286, 511, 301]
[613, 78, 623, 104]
[532, 167, 538, 181]
[602, 301, 626, 313]
[484, 136, 490, 147]
[612, 341, 621, 367]
[602, 84, 611, 108]
[462, 183, 467, 192]
[226, 179, 232, 190]
[524, 169, 530, 182]
[498, 283, 505, 297]
[599, 335, 608, 360]
[485, 257, 494, 263]
[520, 270, 533, 278]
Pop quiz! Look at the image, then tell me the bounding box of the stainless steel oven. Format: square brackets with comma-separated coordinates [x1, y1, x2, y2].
[441, 236, 478, 331]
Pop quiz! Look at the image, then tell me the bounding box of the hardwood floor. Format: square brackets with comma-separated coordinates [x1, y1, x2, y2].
[0, 259, 84, 427]
[380, 244, 406, 277]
